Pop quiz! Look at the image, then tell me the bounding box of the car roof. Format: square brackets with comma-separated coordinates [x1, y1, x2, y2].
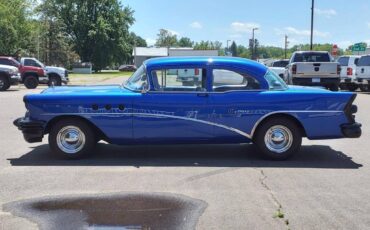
[293, 51, 329, 54]
[144, 56, 268, 77]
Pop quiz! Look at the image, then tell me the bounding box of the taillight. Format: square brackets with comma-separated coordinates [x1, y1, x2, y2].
[194, 68, 199, 75]
[337, 65, 341, 75]
[347, 67, 353, 76]
[292, 64, 297, 74]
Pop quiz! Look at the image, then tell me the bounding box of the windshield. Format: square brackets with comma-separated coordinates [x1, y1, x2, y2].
[264, 70, 288, 90]
[123, 65, 147, 91]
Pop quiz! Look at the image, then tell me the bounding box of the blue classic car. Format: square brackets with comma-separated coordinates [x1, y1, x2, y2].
[14, 57, 362, 160]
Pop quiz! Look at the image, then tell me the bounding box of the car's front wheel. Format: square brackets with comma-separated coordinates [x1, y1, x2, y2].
[254, 118, 302, 160]
[48, 75, 62, 86]
[359, 84, 370, 92]
[0, 75, 10, 91]
[24, 76, 39, 89]
[49, 119, 96, 159]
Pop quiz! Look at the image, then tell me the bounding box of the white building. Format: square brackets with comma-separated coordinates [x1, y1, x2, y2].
[133, 47, 219, 67]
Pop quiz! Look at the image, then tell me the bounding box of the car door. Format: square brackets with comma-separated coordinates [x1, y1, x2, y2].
[131, 66, 213, 144]
[207, 68, 263, 143]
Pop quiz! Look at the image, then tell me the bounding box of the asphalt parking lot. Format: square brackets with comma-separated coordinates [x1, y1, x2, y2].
[0, 82, 369, 229]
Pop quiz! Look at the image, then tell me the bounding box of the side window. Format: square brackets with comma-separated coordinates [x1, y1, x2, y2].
[152, 68, 207, 92]
[24, 59, 36, 67]
[212, 69, 260, 92]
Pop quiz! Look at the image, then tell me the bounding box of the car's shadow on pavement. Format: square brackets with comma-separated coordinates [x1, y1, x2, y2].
[8, 143, 362, 169]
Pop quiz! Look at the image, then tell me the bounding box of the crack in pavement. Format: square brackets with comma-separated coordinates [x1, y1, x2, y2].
[257, 169, 291, 229]
[184, 168, 241, 182]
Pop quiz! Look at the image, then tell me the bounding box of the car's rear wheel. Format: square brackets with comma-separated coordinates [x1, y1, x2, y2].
[359, 84, 370, 92]
[0, 76, 10, 91]
[49, 119, 96, 159]
[347, 84, 358, 92]
[24, 76, 39, 89]
[48, 75, 62, 86]
[254, 118, 302, 160]
[329, 84, 339, 91]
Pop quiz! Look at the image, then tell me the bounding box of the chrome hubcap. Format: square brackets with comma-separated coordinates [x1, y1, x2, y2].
[56, 126, 86, 154]
[0, 79, 4, 87]
[264, 125, 293, 153]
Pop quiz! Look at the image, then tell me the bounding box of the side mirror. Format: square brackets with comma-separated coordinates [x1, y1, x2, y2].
[141, 82, 149, 94]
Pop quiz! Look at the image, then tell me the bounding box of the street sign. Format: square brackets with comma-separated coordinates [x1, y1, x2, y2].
[332, 44, 338, 56]
[351, 43, 367, 52]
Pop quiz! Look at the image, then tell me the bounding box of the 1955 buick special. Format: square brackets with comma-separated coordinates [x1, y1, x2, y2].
[14, 57, 362, 160]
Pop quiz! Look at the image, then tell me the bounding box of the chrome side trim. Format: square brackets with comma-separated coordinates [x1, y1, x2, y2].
[42, 110, 343, 140]
[43, 112, 252, 139]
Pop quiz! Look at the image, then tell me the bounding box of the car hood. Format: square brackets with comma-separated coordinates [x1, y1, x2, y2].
[40, 85, 134, 95]
[45, 66, 65, 72]
[0, 64, 17, 72]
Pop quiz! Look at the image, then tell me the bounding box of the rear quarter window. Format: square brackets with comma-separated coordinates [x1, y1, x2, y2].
[357, 56, 370, 66]
[337, 57, 349, 66]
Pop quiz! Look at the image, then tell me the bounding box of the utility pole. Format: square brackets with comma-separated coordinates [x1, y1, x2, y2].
[284, 35, 289, 59]
[310, 0, 314, 50]
[226, 40, 231, 56]
[252, 28, 258, 60]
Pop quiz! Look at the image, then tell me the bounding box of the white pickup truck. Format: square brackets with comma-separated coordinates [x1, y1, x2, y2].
[285, 51, 341, 91]
[355, 55, 370, 92]
[337, 55, 360, 91]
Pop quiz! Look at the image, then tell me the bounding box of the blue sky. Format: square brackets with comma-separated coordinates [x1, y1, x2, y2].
[123, 0, 370, 49]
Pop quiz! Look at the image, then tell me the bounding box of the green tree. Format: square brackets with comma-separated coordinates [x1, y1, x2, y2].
[47, 0, 134, 71]
[36, 0, 79, 67]
[155, 29, 178, 47]
[230, 41, 237, 57]
[130, 32, 147, 47]
[177, 37, 194, 47]
[0, 0, 35, 55]
[194, 40, 222, 50]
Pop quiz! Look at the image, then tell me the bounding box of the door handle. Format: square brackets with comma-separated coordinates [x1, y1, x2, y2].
[197, 93, 208, 97]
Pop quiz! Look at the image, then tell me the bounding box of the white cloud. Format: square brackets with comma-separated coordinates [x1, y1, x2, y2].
[336, 41, 353, 49]
[190, 21, 202, 29]
[276, 26, 330, 38]
[145, 38, 156, 46]
[231, 22, 260, 33]
[166, 29, 180, 36]
[315, 8, 337, 18]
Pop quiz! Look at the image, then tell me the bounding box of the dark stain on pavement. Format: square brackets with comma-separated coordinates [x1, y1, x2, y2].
[3, 192, 207, 230]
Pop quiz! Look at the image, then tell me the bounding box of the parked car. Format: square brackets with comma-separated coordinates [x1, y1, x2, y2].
[285, 51, 341, 91]
[355, 55, 370, 92]
[268, 59, 289, 79]
[0, 64, 21, 91]
[119, 65, 137, 72]
[0, 56, 47, 89]
[22, 58, 69, 86]
[14, 57, 361, 160]
[337, 55, 360, 91]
